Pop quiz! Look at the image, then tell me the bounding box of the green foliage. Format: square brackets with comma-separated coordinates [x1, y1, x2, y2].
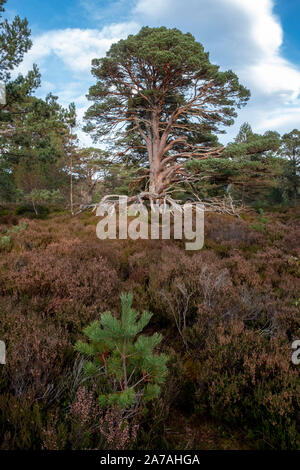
[0, 222, 27, 250]
[186, 123, 283, 203]
[25, 189, 62, 204]
[280, 129, 300, 205]
[0, 234, 10, 247]
[0, 9, 73, 206]
[250, 208, 269, 232]
[75, 293, 168, 409]
[225, 123, 280, 157]
[9, 221, 27, 233]
[0, 14, 74, 205]
[21, 189, 62, 216]
[3, 221, 27, 235]
[0, 0, 32, 81]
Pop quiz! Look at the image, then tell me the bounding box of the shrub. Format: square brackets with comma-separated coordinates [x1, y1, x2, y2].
[15, 205, 50, 218]
[185, 319, 300, 449]
[0, 308, 69, 399]
[0, 235, 11, 248]
[2, 239, 119, 316]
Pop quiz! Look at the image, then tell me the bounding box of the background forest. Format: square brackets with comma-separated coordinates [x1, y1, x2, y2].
[0, 0, 299, 450]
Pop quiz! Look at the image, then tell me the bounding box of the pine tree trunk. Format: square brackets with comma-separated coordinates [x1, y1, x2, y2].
[148, 111, 165, 196]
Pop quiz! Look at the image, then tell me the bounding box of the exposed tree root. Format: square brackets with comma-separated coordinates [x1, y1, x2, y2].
[75, 192, 245, 217]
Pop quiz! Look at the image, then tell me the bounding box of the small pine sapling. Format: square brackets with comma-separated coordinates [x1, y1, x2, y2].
[75, 293, 168, 409]
[250, 208, 269, 232]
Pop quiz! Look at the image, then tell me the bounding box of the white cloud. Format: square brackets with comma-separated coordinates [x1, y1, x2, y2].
[15, 21, 140, 146]
[134, 0, 171, 17]
[256, 106, 300, 132]
[134, 0, 300, 139]
[230, 0, 282, 56]
[17, 22, 139, 76]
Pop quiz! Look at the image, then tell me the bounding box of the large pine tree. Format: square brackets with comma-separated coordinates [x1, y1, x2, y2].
[84, 26, 250, 198]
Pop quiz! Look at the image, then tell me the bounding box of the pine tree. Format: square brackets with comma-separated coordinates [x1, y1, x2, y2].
[75, 293, 168, 409]
[234, 122, 253, 143]
[0, 0, 32, 82]
[280, 129, 300, 206]
[84, 26, 249, 196]
[0, 1, 41, 201]
[186, 123, 281, 204]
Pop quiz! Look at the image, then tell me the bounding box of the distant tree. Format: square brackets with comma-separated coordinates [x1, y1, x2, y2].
[84, 26, 250, 198]
[64, 102, 77, 214]
[234, 122, 253, 143]
[0, 2, 79, 210]
[24, 189, 62, 216]
[0, 0, 41, 201]
[75, 147, 106, 204]
[280, 129, 300, 206]
[2, 93, 73, 205]
[74, 147, 139, 203]
[0, 1, 39, 142]
[225, 124, 280, 161]
[186, 123, 281, 204]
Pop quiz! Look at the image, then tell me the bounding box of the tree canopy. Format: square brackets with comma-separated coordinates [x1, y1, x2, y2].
[280, 129, 300, 205]
[186, 123, 283, 203]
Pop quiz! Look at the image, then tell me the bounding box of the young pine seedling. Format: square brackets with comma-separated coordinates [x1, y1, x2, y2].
[75, 293, 168, 409]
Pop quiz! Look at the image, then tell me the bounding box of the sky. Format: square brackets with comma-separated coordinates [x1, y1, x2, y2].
[3, 0, 300, 145]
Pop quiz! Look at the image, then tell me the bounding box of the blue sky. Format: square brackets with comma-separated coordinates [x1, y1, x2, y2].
[5, 0, 137, 30]
[274, 0, 300, 65]
[4, 0, 300, 144]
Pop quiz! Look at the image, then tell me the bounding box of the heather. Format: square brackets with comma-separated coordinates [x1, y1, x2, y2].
[0, 207, 299, 450]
